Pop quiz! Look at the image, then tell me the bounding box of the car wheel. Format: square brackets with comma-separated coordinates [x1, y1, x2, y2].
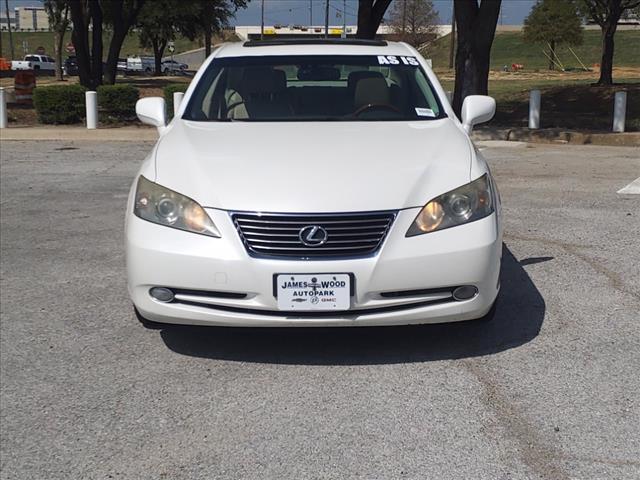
[134, 306, 166, 330]
[145, 67, 152, 75]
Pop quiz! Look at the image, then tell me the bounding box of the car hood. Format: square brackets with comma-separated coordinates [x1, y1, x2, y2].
[154, 119, 472, 212]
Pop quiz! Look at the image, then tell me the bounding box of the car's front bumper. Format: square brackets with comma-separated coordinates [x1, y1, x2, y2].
[126, 208, 501, 327]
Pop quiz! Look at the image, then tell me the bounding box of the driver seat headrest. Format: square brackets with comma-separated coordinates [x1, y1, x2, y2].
[354, 76, 390, 109]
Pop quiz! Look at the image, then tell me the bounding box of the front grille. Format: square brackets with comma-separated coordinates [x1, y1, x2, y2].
[231, 211, 396, 259]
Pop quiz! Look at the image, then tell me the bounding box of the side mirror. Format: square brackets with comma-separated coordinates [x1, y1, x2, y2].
[461, 95, 496, 134]
[136, 97, 166, 131]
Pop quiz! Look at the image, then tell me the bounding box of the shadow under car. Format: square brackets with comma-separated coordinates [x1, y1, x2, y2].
[157, 245, 545, 365]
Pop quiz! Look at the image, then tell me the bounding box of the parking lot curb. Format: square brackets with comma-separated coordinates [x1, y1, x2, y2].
[472, 127, 640, 147]
[0, 126, 158, 142]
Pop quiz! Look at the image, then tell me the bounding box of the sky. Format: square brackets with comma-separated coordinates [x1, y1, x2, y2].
[234, 0, 537, 26]
[7, 0, 537, 26]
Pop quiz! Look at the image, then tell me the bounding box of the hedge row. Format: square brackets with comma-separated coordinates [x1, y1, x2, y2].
[33, 85, 87, 124]
[164, 83, 189, 119]
[33, 84, 140, 125]
[98, 84, 139, 123]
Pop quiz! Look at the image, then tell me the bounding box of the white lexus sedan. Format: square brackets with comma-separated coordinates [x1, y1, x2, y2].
[127, 39, 502, 328]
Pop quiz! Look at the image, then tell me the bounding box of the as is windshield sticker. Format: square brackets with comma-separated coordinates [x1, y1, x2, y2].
[415, 107, 435, 117]
[377, 55, 420, 66]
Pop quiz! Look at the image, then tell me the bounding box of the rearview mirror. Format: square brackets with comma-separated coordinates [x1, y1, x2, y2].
[136, 97, 166, 131]
[461, 95, 496, 134]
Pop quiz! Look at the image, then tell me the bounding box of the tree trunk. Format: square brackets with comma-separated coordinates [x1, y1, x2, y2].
[89, 0, 103, 89]
[548, 39, 555, 71]
[152, 38, 167, 75]
[5, 0, 14, 59]
[597, 21, 617, 85]
[70, 1, 92, 89]
[54, 14, 68, 82]
[104, 1, 145, 85]
[448, 2, 456, 69]
[452, 0, 501, 118]
[355, 0, 392, 39]
[53, 30, 64, 80]
[204, 27, 212, 58]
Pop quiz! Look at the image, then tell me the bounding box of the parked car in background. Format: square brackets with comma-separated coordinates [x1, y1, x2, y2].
[161, 59, 188, 75]
[117, 58, 128, 73]
[127, 56, 155, 75]
[12, 55, 56, 73]
[63, 56, 78, 76]
[0, 57, 11, 71]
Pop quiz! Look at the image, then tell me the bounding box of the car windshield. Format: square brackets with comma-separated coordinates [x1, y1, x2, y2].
[183, 55, 445, 122]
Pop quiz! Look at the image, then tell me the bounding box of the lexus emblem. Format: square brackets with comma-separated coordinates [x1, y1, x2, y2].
[299, 225, 328, 247]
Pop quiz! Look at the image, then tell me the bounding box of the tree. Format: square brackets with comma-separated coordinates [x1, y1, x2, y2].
[523, 0, 583, 70]
[69, 0, 104, 89]
[388, 0, 439, 47]
[355, 0, 393, 38]
[69, 0, 146, 88]
[103, 0, 146, 84]
[44, 0, 70, 81]
[580, 0, 640, 85]
[137, 0, 182, 75]
[452, 0, 501, 116]
[193, 0, 247, 58]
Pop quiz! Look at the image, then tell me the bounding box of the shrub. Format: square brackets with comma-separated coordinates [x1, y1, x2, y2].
[33, 85, 87, 124]
[164, 83, 189, 119]
[97, 84, 139, 123]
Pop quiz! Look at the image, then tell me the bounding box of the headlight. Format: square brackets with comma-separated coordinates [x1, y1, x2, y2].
[406, 174, 494, 236]
[134, 176, 220, 237]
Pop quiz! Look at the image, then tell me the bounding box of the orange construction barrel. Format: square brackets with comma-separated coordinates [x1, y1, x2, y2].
[14, 70, 36, 105]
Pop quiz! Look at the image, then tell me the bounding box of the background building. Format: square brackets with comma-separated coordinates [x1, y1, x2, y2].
[0, 6, 49, 32]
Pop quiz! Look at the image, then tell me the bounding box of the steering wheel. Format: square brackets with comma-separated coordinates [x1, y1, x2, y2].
[353, 103, 402, 117]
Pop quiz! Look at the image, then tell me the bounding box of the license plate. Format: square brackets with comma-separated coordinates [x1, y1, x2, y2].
[276, 274, 351, 311]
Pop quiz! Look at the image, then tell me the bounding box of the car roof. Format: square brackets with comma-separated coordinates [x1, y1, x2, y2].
[215, 39, 415, 58]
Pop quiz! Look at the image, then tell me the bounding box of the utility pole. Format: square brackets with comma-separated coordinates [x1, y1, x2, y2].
[261, 0, 265, 40]
[4, 0, 14, 60]
[401, 0, 407, 39]
[325, 0, 329, 38]
[342, 0, 346, 38]
[310, 0, 313, 27]
[448, 0, 455, 69]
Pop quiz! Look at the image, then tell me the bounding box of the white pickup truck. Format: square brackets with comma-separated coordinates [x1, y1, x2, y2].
[11, 55, 56, 73]
[126, 56, 155, 74]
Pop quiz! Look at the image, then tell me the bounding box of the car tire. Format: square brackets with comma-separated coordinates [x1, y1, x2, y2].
[134, 306, 166, 330]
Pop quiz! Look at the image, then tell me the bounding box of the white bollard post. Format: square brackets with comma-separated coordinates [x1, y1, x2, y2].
[613, 91, 627, 133]
[0, 87, 7, 129]
[529, 89, 541, 129]
[173, 91, 184, 117]
[85, 91, 98, 130]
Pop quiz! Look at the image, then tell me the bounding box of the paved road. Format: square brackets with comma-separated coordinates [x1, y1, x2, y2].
[1, 140, 639, 479]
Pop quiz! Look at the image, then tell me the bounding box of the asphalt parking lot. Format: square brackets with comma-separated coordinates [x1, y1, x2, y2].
[1, 139, 639, 479]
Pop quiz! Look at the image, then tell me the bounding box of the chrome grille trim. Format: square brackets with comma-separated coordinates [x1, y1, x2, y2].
[231, 211, 397, 259]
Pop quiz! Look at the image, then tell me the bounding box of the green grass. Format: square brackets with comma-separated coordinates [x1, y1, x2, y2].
[435, 77, 639, 131]
[0, 31, 204, 60]
[423, 30, 640, 71]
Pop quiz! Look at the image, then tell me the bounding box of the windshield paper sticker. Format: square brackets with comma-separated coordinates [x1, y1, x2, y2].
[377, 55, 420, 66]
[415, 107, 436, 117]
